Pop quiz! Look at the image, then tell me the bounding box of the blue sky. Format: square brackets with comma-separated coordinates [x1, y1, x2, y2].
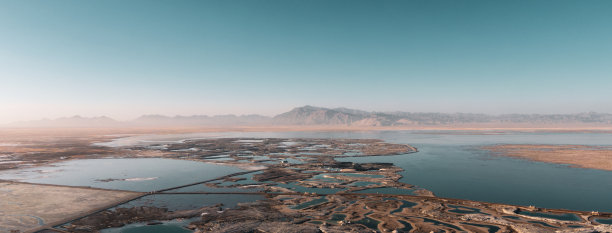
[1, 0, 611, 123]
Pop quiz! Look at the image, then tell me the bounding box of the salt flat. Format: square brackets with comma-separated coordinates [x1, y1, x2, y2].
[0, 181, 139, 233]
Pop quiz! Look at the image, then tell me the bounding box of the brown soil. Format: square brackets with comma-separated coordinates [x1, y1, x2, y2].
[483, 144, 612, 171]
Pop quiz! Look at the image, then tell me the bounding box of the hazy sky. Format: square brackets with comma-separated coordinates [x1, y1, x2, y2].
[1, 0, 612, 123]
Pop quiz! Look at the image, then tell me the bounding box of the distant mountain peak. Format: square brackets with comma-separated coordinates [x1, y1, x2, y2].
[9, 115, 119, 128]
[4, 106, 612, 128]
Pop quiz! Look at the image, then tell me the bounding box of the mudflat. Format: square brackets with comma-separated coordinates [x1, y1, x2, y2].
[483, 144, 612, 171]
[0, 181, 140, 232]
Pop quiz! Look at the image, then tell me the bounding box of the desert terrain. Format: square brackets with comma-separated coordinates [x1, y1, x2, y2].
[482, 144, 612, 171]
[1, 127, 611, 233]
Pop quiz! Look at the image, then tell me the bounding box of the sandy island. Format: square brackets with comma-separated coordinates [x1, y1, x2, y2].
[483, 144, 612, 171]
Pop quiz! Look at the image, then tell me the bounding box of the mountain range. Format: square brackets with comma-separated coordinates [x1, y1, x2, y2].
[6, 105, 612, 128]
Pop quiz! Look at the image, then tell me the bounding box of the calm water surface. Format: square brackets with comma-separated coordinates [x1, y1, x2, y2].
[4, 131, 611, 212]
[113, 130, 612, 212]
[0, 158, 243, 192]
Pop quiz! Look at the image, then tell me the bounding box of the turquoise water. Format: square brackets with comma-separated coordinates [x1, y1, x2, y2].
[397, 220, 413, 232]
[517, 210, 580, 221]
[98, 131, 612, 212]
[239, 155, 270, 161]
[355, 217, 380, 230]
[203, 157, 234, 161]
[391, 200, 418, 214]
[328, 213, 346, 222]
[284, 158, 306, 164]
[308, 174, 343, 183]
[350, 181, 380, 187]
[216, 171, 263, 186]
[326, 131, 612, 212]
[461, 222, 500, 233]
[0, 158, 243, 192]
[447, 204, 489, 215]
[595, 218, 612, 224]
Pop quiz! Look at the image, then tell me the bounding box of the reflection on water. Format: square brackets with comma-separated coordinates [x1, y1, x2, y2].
[594, 218, 612, 225]
[350, 181, 380, 187]
[0, 158, 243, 192]
[89, 131, 612, 212]
[447, 204, 489, 215]
[391, 200, 418, 214]
[461, 222, 501, 233]
[398, 220, 413, 232]
[517, 210, 580, 221]
[355, 217, 380, 230]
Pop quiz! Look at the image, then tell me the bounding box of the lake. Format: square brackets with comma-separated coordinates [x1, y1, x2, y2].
[102, 130, 612, 212]
[3, 130, 611, 212]
[0, 158, 244, 192]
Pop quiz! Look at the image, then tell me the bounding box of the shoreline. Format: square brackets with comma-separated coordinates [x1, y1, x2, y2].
[482, 144, 612, 172]
[3, 125, 612, 135]
[3, 130, 612, 232]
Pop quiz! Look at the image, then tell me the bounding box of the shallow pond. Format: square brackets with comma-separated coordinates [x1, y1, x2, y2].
[595, 218, 612, 224]
[328, 213, 346, 223]
[397, 220, 413, 232]
[461, 222, 500, 233]
[0, 158, 243, 192]
[215, 171, 263, 186]
[517, 210, 580, 221]
[355, 217, 380, 230]
[100, 131, 612, 212]
[308, 174, 343, 183]
[447, 204, 489, 215]
[350, 181, 380, 187]
[391, 200, 418, 214]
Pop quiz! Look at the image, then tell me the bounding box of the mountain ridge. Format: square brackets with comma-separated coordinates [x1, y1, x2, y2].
[5, 106, 612, 128]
